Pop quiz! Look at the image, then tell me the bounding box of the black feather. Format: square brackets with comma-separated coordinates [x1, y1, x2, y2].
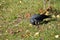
[30, 14, 51, 25]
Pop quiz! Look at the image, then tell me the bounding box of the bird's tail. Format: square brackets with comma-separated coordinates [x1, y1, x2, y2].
[40, 11, 52, 18]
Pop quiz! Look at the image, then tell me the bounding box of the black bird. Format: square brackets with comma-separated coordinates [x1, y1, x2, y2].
[30, 14, 51, 27]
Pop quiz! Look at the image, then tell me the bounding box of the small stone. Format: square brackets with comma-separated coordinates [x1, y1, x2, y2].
[34, 32, 39, 37]
[57, 15, 60, 18]
[48, 26, 51, 29]
[6, 30, 8, 32]
[26, 30, 30, 33]
[0, 4, 1, 6]
[20, 1, 22, 3]
[55, 35, 59, 38]
[2, 1, 5, 3]
[58, 23, 60, 25]
[52, 15, 56, 18]
[0, 26, 2, 28]
[0, 34, 2, 36]
[29, 24, 32, 26]
[6, 39, 8, 40]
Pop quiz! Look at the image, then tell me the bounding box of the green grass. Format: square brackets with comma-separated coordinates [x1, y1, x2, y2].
[0, 0, 60, 40]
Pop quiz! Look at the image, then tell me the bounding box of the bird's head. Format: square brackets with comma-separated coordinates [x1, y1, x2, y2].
[30, 19, 35, 25]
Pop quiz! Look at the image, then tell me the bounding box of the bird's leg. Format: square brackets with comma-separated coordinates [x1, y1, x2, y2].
[37, 22, 40, 28]
[36, 25, 39, 29]
[37, 25, 39, 28]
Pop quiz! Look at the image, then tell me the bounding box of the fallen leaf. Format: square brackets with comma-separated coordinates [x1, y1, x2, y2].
[25, 13, 31, 19]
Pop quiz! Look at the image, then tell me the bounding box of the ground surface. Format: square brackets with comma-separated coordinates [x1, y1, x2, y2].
[0, 0, 60, 40]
